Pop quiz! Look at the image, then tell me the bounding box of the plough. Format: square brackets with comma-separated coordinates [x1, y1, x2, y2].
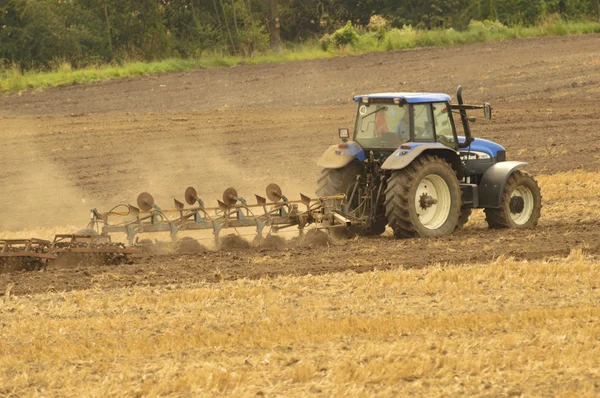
[0, 183, 350, 272]
[88, 183, 346, 246]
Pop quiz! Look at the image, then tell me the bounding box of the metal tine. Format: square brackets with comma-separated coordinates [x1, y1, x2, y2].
[217, 200, 228, 212]
[128, 205, 140, 220]
[255, 194, 267, 207]
[300, 193, 311, 207]
[255, 194, 270, 219]
[300, 193, 312, 214]
[174, 199, 185, 222]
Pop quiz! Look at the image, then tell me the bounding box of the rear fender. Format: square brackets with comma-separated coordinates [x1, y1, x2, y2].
[381, 143, 463, 177]
[478, 161, 528, 208]
[317, 141, 366, 169]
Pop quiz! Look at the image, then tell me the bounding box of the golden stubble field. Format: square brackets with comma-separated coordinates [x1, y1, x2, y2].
[1, 251, 599, 396]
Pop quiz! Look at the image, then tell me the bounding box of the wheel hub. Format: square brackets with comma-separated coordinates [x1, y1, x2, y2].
[414, 174, 451, 230]
[508, 185, 535, 226]
[509, 196, 525, 214]
[419, 193, 437, 210]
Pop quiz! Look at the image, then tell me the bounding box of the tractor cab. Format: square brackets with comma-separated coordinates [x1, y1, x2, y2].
[324, 88, 497, 175]
[351, 93, 458, 154]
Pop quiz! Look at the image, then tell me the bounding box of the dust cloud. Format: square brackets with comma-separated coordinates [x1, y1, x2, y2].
[0, 140, 91, 232]
[121, 137, 317, 211]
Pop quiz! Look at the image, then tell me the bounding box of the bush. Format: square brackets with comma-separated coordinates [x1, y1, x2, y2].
[367, 15, 390, 31]
[331, 21, 360, 47]
[319, 34, 332, 51]
[368, 15, 390, 41]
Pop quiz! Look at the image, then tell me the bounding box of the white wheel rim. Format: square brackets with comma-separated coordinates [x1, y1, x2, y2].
[415, 174, 451, 230]
[509, 185, 534, 225]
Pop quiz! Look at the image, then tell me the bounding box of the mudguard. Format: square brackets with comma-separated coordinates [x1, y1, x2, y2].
[317, 141, 366, 169]
[381, 143, 461, 171]
[478, 161, 528, 208]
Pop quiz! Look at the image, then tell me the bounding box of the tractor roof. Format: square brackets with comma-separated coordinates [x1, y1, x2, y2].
[353, 93, 452, 103]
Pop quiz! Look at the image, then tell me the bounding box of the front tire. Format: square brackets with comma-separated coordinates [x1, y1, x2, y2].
[385, 155, 461, 238]
[484, 170, 541, 229]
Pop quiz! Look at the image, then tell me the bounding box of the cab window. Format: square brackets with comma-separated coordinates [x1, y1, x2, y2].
[432, 102, 456, 148]
[413, 104, 434, 141]
[354, 103, 410, 149]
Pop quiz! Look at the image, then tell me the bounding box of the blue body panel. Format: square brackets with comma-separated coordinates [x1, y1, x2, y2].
[341, 142, 367, 161]
[353, 93, 452, 103]
[386, 139, 504, 160]
[458, 137, 505, 158]
[316, 141, 366, 168]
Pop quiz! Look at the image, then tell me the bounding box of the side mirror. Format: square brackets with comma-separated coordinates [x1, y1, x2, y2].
[483, 103, 493, 120]
[339, 128, 350, 142]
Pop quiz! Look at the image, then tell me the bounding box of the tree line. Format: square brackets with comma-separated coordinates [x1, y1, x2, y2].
[1, 0, 599, 69]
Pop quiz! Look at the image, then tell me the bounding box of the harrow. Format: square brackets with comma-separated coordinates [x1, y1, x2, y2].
[0, 239, 56, 272]
[87, 183, 347, 247]
[0, 234, 142, 273]
[51, 234, 140, 266]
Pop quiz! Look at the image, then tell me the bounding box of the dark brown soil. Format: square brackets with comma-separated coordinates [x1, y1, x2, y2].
[2, 221, 599, 296]
[1, 34, 599, 296]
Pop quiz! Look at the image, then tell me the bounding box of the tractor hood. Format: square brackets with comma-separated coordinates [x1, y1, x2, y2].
[458, 137, 505, 159]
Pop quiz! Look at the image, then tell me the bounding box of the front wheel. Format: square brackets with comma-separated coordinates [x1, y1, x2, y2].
[484, 170, 542, 229]
[385, 155, 461, 238]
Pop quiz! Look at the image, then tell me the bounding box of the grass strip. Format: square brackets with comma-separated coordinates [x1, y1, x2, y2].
[1, 20, 599, 94]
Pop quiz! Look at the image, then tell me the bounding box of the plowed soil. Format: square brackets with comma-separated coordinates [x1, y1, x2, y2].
[1, 34, 600, 296]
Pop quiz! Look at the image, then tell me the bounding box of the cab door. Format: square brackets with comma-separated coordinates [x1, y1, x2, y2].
[432, 102, 458, 149]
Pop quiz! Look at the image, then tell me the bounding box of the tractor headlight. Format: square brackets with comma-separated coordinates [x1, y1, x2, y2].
[339, 128, 350, 141]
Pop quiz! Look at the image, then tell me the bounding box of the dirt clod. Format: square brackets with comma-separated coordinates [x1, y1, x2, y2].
[220, 234, 252, 251]
[174, 237, 206, 254]
[255, 234, 287, 250]
[302, 230, 332, 247]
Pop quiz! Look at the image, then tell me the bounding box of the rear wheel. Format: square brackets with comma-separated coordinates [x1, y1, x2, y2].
[385, 155, 461, 238]
[484, 170, 541, 229]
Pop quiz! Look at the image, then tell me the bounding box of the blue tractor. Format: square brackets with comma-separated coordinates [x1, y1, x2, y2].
[316, 86, 542, 238]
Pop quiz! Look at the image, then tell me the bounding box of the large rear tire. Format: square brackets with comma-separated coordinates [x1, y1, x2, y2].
[385, 155, 461, 238]
[484, 170, 541, 229]
[316, 162, 385, 238]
